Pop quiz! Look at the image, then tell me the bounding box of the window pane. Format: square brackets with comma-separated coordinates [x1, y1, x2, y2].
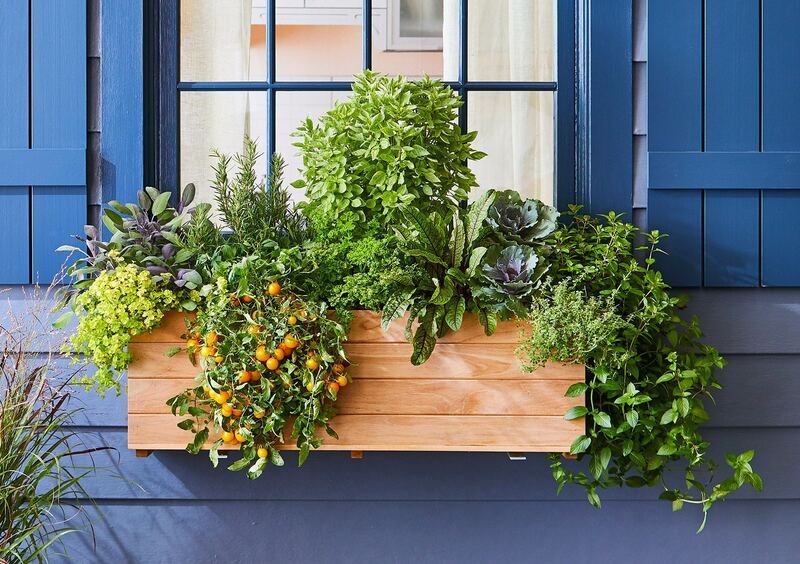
[275, 90, 349, 199]
[276, 22, 361, 81]
[469, 91, 554, 204]
[468, 0, 556, 82]
[373, 0, 457, 81]
[180, 91, 268, 208]
[180, 0, 266, 81]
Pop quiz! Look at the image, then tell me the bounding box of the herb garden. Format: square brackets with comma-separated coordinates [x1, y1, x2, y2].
[59, 71, 761, 528]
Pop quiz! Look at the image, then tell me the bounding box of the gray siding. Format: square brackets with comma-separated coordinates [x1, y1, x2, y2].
[9, 1, 797, 562]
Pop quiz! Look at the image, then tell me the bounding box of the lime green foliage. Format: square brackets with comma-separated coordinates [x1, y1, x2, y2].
[538, 207, 761, 530]
[67, 263, 178, 395]
[302, 211, 415, 311]
[517, 280, 625, 369]
[292, 70, 485, 223]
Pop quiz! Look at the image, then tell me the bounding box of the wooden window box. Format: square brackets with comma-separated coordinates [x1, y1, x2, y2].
[128, 311, 585, 455]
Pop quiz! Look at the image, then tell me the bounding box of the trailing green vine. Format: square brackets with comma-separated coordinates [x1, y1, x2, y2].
[519, 207, 762, 530]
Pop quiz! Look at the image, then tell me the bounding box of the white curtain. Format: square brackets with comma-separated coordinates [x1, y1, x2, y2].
[445, 0, 555, 204]
[179, 1, 253, 207]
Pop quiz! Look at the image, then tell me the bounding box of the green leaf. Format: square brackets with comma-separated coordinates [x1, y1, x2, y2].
[444, 296, 466, 331]
[449, 215, 466, 267]
[209, 439, 223, 468]
[269, 448, 285, 467]
[298, 442, 311, 466]
[657, 443, 677, 456]
[151, 191, 172, 216]
[467, 246, 488, 277]
[564, 382, 588, 397]
[570, 434, 591, 455]
[382, 291, 413, 330]
[406, 247, 448, 266]
[186, 428, 208, 455]
[594, 411, 612, 428]
[564, 406, 588, 420]
[227, 454, 254, 472]
[429, 277, 454, 305]
[464, 190, 495, 245]
[410, 323, 437, 365]
[626, 410, 639, 429]
[51, 311, 74, 329]
[247, 457, 268, 479]
[482, 309, 497, 336]
[177, 419, 195, 431]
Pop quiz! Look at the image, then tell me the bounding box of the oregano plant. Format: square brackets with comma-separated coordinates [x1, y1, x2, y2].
[520, 206, 762, 530]
[291, 70, 486, 225]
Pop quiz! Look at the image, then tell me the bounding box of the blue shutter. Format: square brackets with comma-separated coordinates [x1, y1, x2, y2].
[648, 0, 800, 287]
[0, 0, 86, 284]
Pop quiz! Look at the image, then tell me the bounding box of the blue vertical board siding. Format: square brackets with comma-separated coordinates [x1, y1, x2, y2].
[703, 0, 760, 287]
[761, 1, 800, 286]
[102, 0, 143, 208]
[587, 0, 631, 216]
[647, 0, 703, 286]
[30, 0, 87, 282]
[762, 191, 800, 286]
[0, 1, 31, 283]
[704, 190, 759, 287]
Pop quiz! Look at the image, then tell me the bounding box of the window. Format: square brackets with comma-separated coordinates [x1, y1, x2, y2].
[152, 0, 572, 210]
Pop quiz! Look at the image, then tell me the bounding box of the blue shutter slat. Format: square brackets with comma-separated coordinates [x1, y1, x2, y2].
[647, 0, 703, 287]
[762, 191, 800, 286]
[102, 0, 144, 207]
[761, 1, 800, 286]
[0, 149, 86, 186]
[704, 190, 759, 287]
[762, 1, 800, 152]
[30, 0, 87, 283]
[703, 0, 760, 287]
[649, 190, 702, 287]
[0, 0, 31, 283]
[588, 1, 632, 216]
[649, 152, 800, 189]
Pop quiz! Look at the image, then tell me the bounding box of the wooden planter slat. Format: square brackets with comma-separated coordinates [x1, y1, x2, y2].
[127, 341, 583, 381]
[128, 378, 580, 416]
[128, 311, 585, 453]
[128, 414, 584, 452]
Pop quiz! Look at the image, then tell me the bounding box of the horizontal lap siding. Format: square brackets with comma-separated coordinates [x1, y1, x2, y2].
[24, 1, 800, 562]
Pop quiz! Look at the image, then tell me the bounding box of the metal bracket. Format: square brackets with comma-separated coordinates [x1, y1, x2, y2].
[507, 452, 527, 461]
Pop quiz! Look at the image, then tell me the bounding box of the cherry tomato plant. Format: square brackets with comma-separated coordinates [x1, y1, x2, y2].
[167, 275, 350, 478]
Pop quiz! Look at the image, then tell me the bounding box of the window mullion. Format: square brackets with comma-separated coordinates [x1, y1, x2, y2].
[363, 0, 373, 70]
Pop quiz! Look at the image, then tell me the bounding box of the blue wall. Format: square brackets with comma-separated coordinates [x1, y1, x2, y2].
[9, 0, 798, 562]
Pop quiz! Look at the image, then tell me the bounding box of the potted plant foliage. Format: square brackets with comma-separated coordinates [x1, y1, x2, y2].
[60, 71, 760, 527]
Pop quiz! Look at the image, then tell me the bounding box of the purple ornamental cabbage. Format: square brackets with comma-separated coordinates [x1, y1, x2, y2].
[481, 245, 542, 297]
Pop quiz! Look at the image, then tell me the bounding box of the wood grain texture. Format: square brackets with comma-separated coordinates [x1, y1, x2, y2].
[128, 311, 585, 452]
[128, 341, 582, 382]
[129, 378, 582, 416]
[131, 311, 526, 344]
[128, 414, 584, 452]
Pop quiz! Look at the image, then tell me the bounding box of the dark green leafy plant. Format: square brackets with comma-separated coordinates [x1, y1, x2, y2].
[382, 192, 497, 364]
[301, 211, 416, 311]
[524, 207, 761, 530]
[292, 70, 485, 225]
